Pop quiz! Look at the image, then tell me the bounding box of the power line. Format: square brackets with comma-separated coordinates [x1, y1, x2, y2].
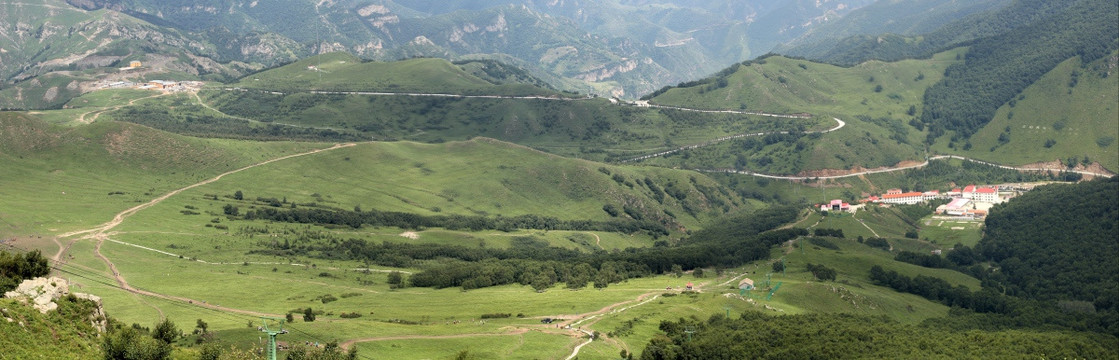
[4, 246, 374, 359]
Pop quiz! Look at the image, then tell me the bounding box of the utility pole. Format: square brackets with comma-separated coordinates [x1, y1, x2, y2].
[260, 317, 287, 360]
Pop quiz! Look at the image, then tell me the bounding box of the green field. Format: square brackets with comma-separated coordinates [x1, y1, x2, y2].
[919, 217, 983, 247]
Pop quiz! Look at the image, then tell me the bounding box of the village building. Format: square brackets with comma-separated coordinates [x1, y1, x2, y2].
[937, 198, 972, 216]
[738, 278, 755, 291]
[881, 191, 924, 205]
[961, 184, 999, 203]
[819, 199, 852, 212]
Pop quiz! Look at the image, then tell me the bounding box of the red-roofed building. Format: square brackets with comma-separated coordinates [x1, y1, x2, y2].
[922, 190, 941, 201]
[974, 187, 998, 203]
[962, 184, 999, 203]
[881, 191, 924, 205]
[886, 188, 903, 195]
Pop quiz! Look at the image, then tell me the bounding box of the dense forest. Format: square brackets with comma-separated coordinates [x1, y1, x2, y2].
[920, 0, 1118, 141]
[243, 205, 669, 236]
[978, 177, 1118, 311]
[639, 312, 1117, 360]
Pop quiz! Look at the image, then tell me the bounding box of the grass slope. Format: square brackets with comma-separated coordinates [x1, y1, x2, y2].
[642, 50, 966, 173]
[934, 51, 1119, 172]
[0, 296, 103, 359]
[0, 113, 325, 236]
[229, 53, 558, 96]
[112, 138, 748, 237]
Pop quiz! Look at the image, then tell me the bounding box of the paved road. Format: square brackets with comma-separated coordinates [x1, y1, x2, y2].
[621, 117, 845, 163]
[697, 154, 1115, 180]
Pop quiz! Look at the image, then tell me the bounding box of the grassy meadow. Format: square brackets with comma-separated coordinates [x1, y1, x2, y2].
[224, 53, 560, 97]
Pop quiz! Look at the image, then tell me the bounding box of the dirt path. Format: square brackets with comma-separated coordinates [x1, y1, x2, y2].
[621, 118, 843, 163]
[58, 143, 354, 239]
[56, 143, 356, 317]
[856, 219, 882, 238]
[192, 91, 347, 131]
[77, 92, 166, 124]
[339, 327, 533, 349]
[589, 232, 603, 250]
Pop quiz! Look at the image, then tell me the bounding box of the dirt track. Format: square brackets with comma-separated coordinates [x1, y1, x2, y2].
[55, 143, 356, 318]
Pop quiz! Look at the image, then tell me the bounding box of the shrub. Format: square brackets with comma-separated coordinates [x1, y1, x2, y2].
[480, 313, 512, 319]
[808, 237, 839, 250]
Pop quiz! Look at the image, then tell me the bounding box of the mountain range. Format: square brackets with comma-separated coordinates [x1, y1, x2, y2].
[7, 0, 877, 99]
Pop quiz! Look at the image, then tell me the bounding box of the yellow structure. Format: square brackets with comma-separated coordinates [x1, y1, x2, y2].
[129, 61, 142, 68]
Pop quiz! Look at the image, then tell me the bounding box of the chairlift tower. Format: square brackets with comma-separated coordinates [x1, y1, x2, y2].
[766, 282, 783, 301]
[260, 317, 288, 360]
[684, 325, 697, 342]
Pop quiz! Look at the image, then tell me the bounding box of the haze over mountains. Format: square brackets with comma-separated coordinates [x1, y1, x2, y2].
[2, 0, 1118, 359]
[12, 0, 873, 98]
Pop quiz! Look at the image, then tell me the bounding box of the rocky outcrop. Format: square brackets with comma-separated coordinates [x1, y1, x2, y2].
[4, 276, 107, 332]
[4, 276, 70, 313]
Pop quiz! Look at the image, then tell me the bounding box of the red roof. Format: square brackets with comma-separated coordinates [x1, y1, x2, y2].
[976, 187, 996, 194]
[882, 192, 923, 199]
[963, 185, 977, 193]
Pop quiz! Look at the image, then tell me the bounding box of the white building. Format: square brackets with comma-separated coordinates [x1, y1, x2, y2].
[881, 191, 924, 205]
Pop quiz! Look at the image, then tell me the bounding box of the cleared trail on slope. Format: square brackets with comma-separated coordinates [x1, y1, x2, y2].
[56, 143, 356, 318]
[621, 117, 845, 163]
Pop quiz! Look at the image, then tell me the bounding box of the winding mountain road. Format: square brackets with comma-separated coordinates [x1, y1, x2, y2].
[697, 154, 1115, 180]
[621, 117, 845, 163]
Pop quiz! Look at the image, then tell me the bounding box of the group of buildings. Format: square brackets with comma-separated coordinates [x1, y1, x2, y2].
[99, 79, 203, 93]
[819, 184, 1003, 219]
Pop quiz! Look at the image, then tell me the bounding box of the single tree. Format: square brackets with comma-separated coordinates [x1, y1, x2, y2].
[195, 319, 209, 334]
[151, 318, 178, 344]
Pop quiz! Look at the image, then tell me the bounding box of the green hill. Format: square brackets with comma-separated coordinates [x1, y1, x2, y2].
[0, 113, 324, 236]
[640, 51, 964, 173]
[919, 0, 1117, 141]
[935, 51, 1119, 172]
[227, 53, 559, 96]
